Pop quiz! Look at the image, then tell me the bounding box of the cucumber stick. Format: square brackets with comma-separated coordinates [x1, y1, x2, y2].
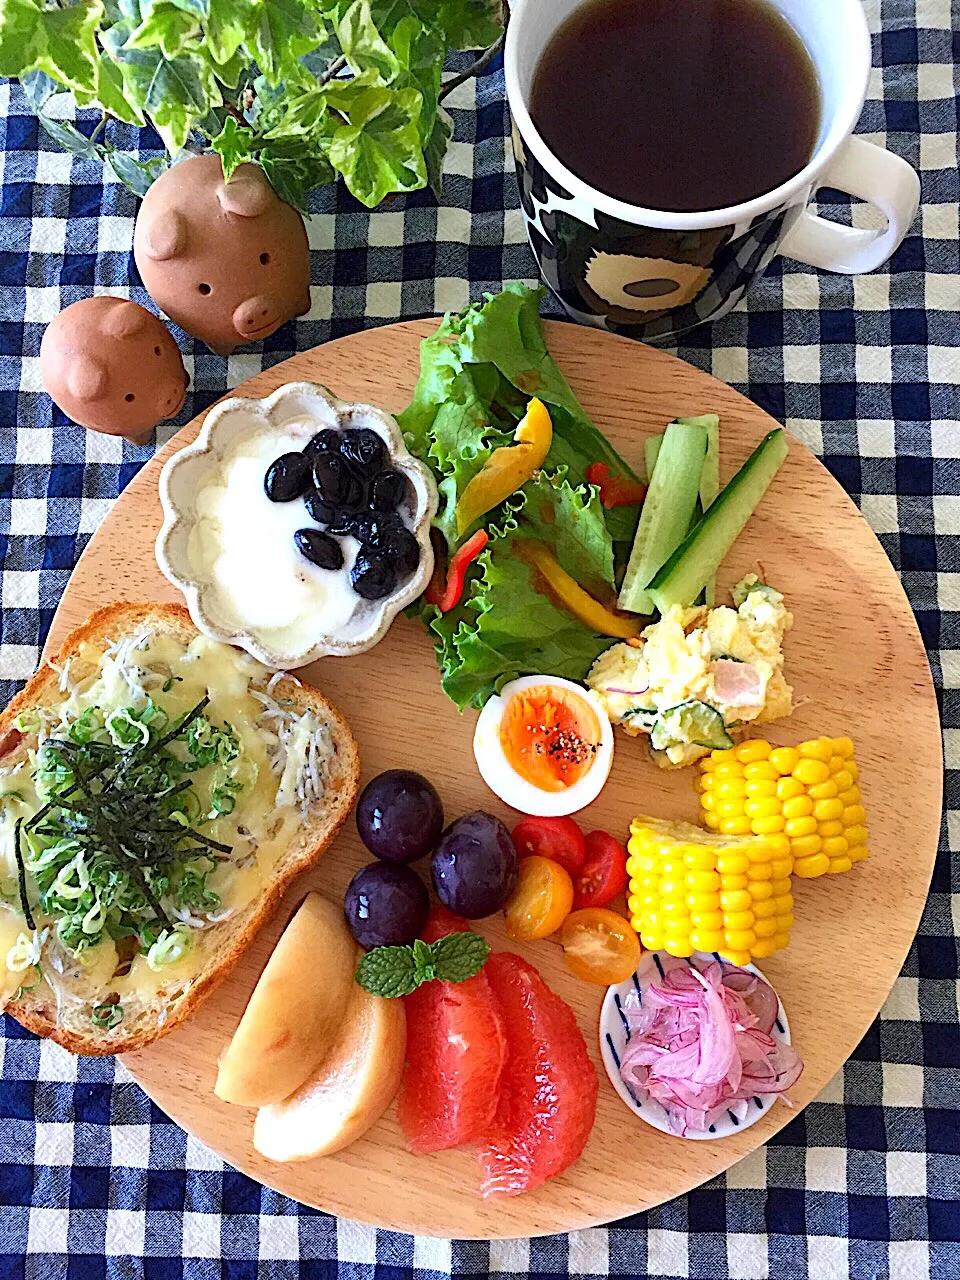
[644, 433, 663, 482]
[619, 420, 708, 614]
[677, 414, 721, 603]
[647, 428, 789, 615]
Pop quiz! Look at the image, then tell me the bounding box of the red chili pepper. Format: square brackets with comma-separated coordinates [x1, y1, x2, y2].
[424, 529, 490, 612]
[585, 462, 647, 509]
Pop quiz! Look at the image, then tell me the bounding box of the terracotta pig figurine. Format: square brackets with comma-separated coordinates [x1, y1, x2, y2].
[134, 155, 311, 356]
[40, 297, 189, 444]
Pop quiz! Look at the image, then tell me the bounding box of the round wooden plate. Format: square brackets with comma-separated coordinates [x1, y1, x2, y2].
[44, 320, 941, 1238]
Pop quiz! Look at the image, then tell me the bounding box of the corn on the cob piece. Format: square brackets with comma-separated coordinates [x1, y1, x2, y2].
[626, 817, 794, 966]
[696, 735, 867, 878]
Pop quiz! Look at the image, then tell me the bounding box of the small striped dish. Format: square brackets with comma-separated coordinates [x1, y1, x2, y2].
[599, 951, 792, 1141]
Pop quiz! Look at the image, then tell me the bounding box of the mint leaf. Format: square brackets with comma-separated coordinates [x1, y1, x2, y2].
[355, 945, 418, 998]
[411, 937, 436, 983]
[211, 115, 254, 181]
[431, 931, 489, 983]
[0, 0, 102, 93]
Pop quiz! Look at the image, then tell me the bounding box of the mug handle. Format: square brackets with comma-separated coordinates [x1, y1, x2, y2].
[779, 137, 921, 274]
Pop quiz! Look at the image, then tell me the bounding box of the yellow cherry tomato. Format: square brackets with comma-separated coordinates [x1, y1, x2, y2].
[559, 908, 642, 985]
[503, 855, 573, 941]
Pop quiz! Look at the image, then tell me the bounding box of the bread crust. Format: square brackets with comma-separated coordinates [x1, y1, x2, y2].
[1, 602, 360, 1056]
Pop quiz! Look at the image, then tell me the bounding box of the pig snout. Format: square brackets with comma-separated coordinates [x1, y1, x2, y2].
[158, 377, 187, 418]
[233, 295, 282, 338]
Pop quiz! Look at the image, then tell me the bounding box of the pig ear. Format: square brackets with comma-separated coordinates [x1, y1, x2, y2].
[217, 168, 272, 218]
[141, 210, 187, 261]
[67, 358, 108, 404]
[103, 301, 148, 340]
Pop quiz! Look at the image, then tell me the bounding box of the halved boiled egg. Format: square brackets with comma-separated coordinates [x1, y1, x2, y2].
[473, 675, 614, 817]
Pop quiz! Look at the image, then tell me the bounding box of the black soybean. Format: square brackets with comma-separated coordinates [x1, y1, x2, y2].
[304, 429, 341, 457]
[304, 490, 338, 525]
[351, 552, 397, 600]
[294, 528, 344, 571]
[369, 469, 406, 512]
[381, 528, 420, 577]
[352, 512, 403, 546]
[340, 428, 386, 475]
[312, 453, 352, 505]
[264, 452, 311, 502]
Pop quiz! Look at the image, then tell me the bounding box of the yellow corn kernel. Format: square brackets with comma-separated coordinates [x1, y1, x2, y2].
[715, 778, 748, 799]
[831, 768, 854, 792]
[745, 779, 778, 798]
[691, 930, 725, 951]
[793, 758, 831, 786]
[712, 763, 745, 781]
[799, 737, 834, 762]
[821, 835, 849, 858]
[746, 797, 781, 819]
[785, 815, 818, 837]
[776, 776, 805, 801]
[790, 834, 823, 857]
[778, 912, 795, 930]
[723, 912, 755, 934]
[640, 931, 663, 950]
[749, 880, 774, 901]
[845, 825, 868, 846]
[843, 804, 867, 827]
[723, 875, 749, 890]
[838, 787, 862, 807]
[719, 816, 752, 836]
[751, 937, 778, 958]
[703, 811, 720, 830]
[794, 852, 830, 878]
[753, 815, 786, 835]
[716, 852, 750, 875]
[690, 909, 723, 930]
[664, 939, 694, 957]
[828, 756, 847, 774]
[808, 779, 839, 801]
[722, 950, 753, 967]
[753, 898, 777, 919]
[818, 820, 844, 838]
[726, 929, 757, 951]
[782, 795, 813, 820]
[832, 736, 855, 758]
[744, 761, 778, 781]
[813, 797, 844, 822]
[710, 748, 738, 766]
[747, 862, 773, 881]
[687, 871, 722, 894]
[736, 740, 771, 763]
[773, 932, 791, 950]
[846, 760, 860, 782]
[720, 889, 752, 912]
[773, 893, 794, 913]
[768, 834, 792, 857]
[754, 917, 778, 938]
[699, 791, 718, 812]
[770, 856, 794, 879]
[848, 844, 869, 863]
[769, 747, 800, 775]
[828, 856, 853, 874]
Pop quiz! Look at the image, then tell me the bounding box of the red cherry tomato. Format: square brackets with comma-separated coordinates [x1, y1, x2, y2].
[511, 816, 586, 878]
[572, 830, 628, 909]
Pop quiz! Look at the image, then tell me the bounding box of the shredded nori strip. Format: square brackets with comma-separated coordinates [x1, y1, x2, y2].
[12, 818, 36, 931]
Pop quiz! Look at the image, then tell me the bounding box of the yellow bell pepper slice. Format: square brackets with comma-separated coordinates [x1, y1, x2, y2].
[455, 397, 553, 536]
[516, 540, 642, 640]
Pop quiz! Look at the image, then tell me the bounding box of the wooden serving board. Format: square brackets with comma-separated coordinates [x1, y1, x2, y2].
[44, 320, 941, 1239]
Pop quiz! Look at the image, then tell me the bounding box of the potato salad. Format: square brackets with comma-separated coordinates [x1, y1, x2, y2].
[587, 575, 793, 767]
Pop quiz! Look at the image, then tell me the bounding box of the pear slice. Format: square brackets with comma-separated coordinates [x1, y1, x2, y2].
[215, 893, 358, 1107]
[253, 981, 406, 1161]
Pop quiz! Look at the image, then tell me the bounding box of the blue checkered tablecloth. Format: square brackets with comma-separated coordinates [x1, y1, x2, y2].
[0, 0, 957, 1275]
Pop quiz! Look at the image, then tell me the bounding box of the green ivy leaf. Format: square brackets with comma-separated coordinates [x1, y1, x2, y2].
[37, 114, 105, 161]
[436, 0, 502, 50]
[105, 148, 166, 195]
[0, 0, 103, 93]
[259, 149, 334, 211]
[74, 55, 145, 124]
[326, 81, 425, 207]
[336, 0, 399, 81]
[249, 0, 325, 83]
[423, 103, 451, 199]
[211, 115, 254, 181]
[125, 3, 199, 58]
[21, 69, 60, 112]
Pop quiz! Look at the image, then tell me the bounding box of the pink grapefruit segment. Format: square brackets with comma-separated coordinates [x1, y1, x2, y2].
[479, 951, 598, 1198]
[397, 906, 507, 1154]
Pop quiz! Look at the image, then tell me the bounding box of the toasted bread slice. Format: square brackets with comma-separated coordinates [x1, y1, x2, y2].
[0, 602, 359, 1056]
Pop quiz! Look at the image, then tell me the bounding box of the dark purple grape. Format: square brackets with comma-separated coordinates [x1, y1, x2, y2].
[369, 469, 406, 512]
[304, 490, 338, 525]
[294, 528, 343, 570]
[344, 862, 429, 949]
[305, 429, 341, 457]
[431, 812, 518, 919]
[380, 528, 420, 577]
[264, 452, 311, 502]
[356, 770, 444, 864]
[351, 551, 397, 600]
[312, 453, 353, 505]
[340, 428, 386, 475]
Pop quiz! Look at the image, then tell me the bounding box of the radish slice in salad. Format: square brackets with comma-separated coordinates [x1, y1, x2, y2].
[619, 958, 802, 1136]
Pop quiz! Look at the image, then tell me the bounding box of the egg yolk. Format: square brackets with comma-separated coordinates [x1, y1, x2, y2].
[499, 686, 601, 792]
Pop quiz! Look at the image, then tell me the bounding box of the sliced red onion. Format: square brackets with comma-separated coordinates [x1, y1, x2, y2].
[604, 685, 650, 696]
[620, 957, 802, 1137]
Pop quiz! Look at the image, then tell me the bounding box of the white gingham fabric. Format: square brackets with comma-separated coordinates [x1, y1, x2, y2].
[0, 2, 957, 1276]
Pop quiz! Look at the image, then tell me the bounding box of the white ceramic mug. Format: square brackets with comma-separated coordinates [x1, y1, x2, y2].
[505, 0, 922, 342]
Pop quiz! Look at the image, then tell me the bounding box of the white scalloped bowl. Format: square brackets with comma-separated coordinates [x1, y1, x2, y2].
[156, 381, 438, 668]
